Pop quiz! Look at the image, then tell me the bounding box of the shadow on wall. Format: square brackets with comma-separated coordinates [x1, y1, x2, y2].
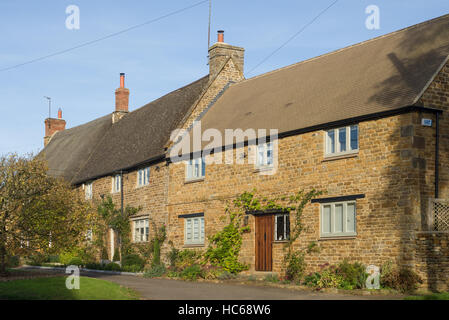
[367, 19, 449, 291]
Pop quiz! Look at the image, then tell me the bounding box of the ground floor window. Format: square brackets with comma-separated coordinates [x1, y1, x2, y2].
[185, 216, 205, 245]
[133, 218, 149, 243]
[321, 201, 356, 237]
[274, 213, 290, 241]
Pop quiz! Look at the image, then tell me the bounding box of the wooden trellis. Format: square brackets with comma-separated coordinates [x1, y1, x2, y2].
[428, 199, 449, 231]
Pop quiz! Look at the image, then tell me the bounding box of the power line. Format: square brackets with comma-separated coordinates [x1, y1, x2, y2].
[247, 0, 339, 76]
[0, 0, 209, 73]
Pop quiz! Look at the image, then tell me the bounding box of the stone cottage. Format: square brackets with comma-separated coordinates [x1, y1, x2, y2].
[41, 15, 449, 290]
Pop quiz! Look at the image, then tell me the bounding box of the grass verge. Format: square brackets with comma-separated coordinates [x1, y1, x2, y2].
[0, 276, 139, 300]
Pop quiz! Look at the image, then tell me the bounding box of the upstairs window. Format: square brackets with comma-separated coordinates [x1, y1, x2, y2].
[256, 142, 274, 168]
[325, 125, 359, 157]
[84, 182, 93, 200]
[137, 167, 150, 187]
[112, 174, 121, 193]
[186, 158, 206, 181]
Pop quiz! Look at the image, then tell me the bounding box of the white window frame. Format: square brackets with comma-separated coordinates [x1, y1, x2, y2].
[112, 174, 121, 193]
[320, 201, 357, 238]
[137, 167, 150, 187]
[132, 218, 149, 243]
[185, 157, 206, 181]
[84, 182, 93, 200]
[256, 142, 274, 168]
[325, 124, 359, 157]
[274, 213, 290, 241]
[184, 217, 205, 245]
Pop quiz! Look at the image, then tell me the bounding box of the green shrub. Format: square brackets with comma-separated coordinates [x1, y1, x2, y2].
[304, 272, 321, 287]
[167, 246, 180, 268]
[47, 255, 59, 263]
[26, 253, 48, 266]
[380, 263, 422, 293]
[152, 239, 161, 267]
[6, 255, 20, 268]
[122, 265, 143, 273]
[180, 264, 204, 281]
[144, 264, 166, 278]
[264, 274, 279, 283]
[101, 247, 109, 260]
[317, 269, 344, 289]
[59, 250, 83, 266]
[176, 250, 203, 270]
[67, 257, 83, 266]
[217, 270, 236, 280]
[113, 248, 120, 262]
[85, 263, 105, 270]
[336, 260, 368, 290]
[104, 262, 122, 272]
[122, 254, 145, 271]
[284, 251, 305, 283]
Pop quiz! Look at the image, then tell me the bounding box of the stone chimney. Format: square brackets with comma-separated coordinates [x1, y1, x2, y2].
[113, 73, 129, 123]
[208, 30, 245, 79]
[44, 108, 66, 147]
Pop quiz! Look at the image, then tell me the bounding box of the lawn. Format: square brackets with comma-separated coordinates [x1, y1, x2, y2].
[405, 292, 449, 300]
[0, 276, 139, 300]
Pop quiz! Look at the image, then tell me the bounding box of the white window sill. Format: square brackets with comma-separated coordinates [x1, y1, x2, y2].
[183, 243, 205, 248]
[136, 184, 149, 189]
[254, 165, 275, 173]
[319, 234, 357, 241]
[323, 151, 358, 162]
[184, 177, 205, 184]
[133, 241, 149, 244]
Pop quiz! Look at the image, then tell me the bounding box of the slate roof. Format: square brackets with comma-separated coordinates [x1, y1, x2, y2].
[40, 76, 209, 184]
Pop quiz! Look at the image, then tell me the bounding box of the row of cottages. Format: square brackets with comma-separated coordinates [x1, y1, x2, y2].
[41, 15, 449, 290]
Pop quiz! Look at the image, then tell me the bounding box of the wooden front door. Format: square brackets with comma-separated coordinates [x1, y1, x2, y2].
[255, 215, 273, 271]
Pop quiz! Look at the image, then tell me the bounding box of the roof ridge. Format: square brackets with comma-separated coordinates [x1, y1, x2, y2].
[131, 75, 209, 114]
[244, 13, 449, 83]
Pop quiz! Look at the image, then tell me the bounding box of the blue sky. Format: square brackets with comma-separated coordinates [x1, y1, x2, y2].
[1, 0, 448, 155]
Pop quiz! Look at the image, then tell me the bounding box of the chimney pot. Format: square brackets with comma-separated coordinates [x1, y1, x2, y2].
[217, 30, 224, 43]
[57, 108, 62, 119]
[120, 73, 125, 88]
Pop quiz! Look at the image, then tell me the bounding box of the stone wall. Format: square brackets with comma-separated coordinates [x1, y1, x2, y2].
[167, 113, 423, 275]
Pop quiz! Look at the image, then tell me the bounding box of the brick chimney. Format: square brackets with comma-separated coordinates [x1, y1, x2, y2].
[208, 30, 245, 79]
[113, 73, 129, 123]
[44, 108, 66, 147]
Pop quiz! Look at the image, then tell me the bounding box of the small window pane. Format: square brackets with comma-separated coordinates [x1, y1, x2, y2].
[276, 215, 285, 240]
[338, 128, 346, 152]
[347, 203, 356, 233]
[323, 205, 331, 233]
[350, 125, 358, 150]
[335, 204, 344, 233]
[327, 130, 335, 154]
[201, 158, 206, 177]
